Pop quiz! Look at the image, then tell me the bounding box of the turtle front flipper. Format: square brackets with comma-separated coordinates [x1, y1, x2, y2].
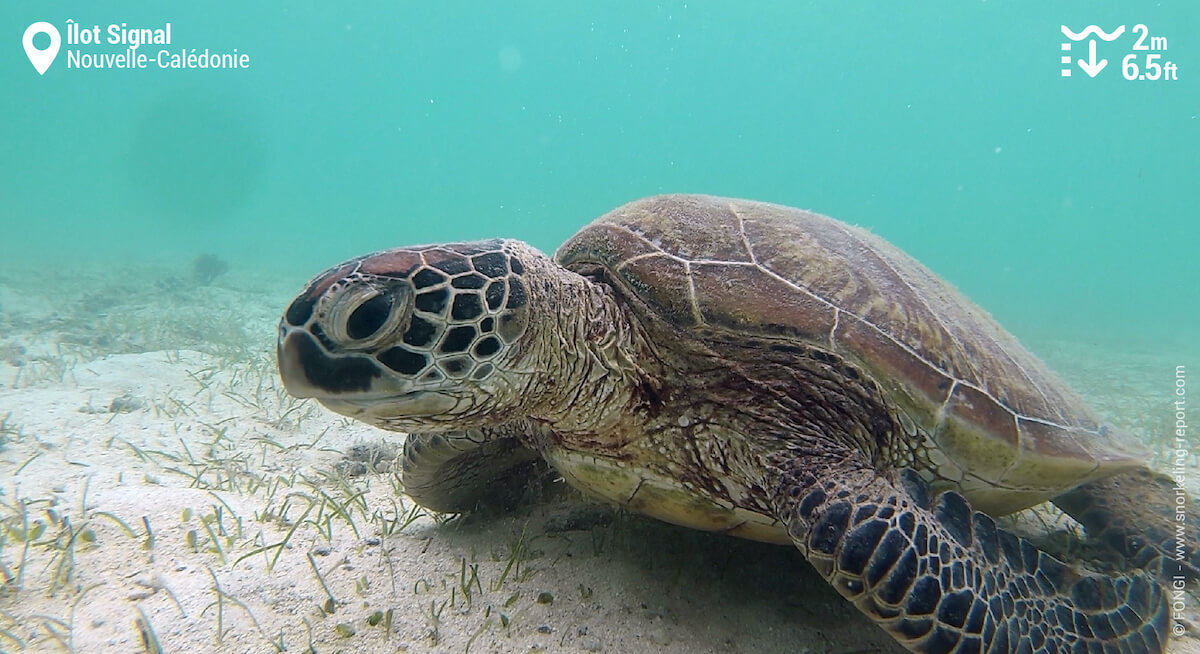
[1053, 468, 1200, 579]
[400, 427, 542, 513]
[771, 454, 1169, 653]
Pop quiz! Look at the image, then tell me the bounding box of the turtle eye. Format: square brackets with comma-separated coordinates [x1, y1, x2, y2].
[322, 281, 411, 350]
[346, 293, 392, 340]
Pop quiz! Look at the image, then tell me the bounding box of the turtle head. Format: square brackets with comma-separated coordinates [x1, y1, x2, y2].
[276, 239, 538, 432]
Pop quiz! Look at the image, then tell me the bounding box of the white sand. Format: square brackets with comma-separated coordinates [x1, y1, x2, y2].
[0, 262, 1196, 653]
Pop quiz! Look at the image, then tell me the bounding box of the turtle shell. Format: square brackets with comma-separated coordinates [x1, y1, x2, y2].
[555, 194, 1145, 514]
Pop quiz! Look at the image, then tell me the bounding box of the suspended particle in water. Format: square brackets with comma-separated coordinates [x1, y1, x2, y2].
[499, 45, 522, 73]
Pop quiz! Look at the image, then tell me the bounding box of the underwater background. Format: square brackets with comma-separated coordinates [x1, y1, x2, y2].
[0, 4, 1198, 652]
[1, 0, 1197, 351]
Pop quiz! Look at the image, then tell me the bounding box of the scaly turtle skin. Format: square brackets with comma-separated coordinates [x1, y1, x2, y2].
[278, 195, 1198, 653]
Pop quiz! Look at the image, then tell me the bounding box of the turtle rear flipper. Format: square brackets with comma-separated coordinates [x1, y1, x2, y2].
[400, 428, 542, 513]
[772, 454, 1169, 653]
[1054, 468, 1200, 579]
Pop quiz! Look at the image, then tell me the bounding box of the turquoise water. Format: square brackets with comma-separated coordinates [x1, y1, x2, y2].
[2, 1, 1196, 351]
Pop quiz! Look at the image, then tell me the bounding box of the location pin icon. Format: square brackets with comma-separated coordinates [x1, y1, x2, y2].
[23, 22, 61, 75]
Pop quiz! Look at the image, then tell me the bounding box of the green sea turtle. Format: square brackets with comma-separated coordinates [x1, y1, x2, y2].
[277, 194, 1197, 653]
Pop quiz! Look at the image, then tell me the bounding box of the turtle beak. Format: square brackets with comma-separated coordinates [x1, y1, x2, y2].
[276, 326, 381, 399]
[277, 328, 319, 398]
[276, 325, 463, 427]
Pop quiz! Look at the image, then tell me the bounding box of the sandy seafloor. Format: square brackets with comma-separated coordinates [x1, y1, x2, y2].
[0, 259, 1197, 654]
